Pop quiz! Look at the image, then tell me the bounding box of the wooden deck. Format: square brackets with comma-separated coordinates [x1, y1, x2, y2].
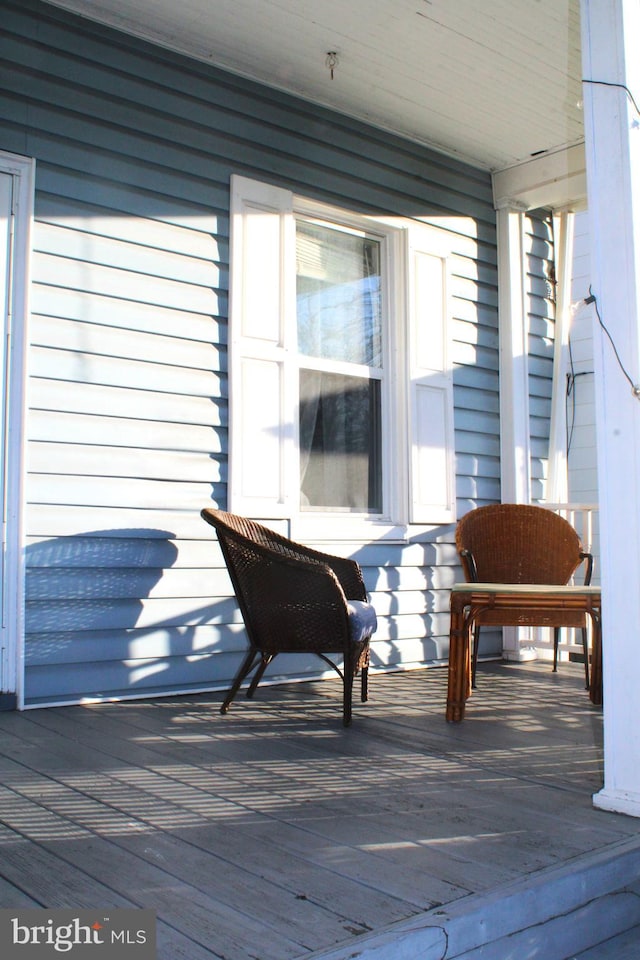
[0, 661, 637, 959]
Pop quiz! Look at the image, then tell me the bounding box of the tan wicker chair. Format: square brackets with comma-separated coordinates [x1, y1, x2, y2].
[201, 509, 376, 725]
[455, 503, 593, 688]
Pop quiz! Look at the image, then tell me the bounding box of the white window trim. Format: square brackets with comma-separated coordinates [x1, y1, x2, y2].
[228, 175, 456, 541]
[0, 150, 34, 709]
[293, 198, 405, 539]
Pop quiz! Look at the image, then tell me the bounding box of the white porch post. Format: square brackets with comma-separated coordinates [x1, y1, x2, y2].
[547, 210, 575, 503]
[581, 0, 640, 816]
[496, 201, 532, 506]
[496, 201, 534, 661]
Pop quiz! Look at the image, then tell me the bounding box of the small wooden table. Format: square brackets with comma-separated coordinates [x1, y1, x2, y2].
[446, 583, 602, 722]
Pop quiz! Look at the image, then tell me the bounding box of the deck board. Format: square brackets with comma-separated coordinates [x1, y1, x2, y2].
[0, 663, 637, 959]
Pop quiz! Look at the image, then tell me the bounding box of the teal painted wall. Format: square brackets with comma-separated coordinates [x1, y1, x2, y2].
[0, 0, 550, 705]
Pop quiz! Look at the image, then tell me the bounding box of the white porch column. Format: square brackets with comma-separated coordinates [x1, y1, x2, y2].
[547, 210, 575, 503]
[496, 201, 534, 661]
[581, 0, 640, 816]
[496, 201, 532, 505]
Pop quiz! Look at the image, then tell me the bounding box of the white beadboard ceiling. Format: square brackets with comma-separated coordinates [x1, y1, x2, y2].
[44, 0, 584, 172]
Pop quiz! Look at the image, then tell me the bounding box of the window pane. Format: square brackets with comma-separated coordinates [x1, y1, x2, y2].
[296, 220, 382, 366]
[299, 370, 382, 512]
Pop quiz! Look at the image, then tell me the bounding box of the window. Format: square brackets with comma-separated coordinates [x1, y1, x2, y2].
[228, 175, 455, 537]
[296, 218, 383, 513]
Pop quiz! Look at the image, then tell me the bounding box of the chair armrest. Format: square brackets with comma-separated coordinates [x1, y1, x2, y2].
[311, 552, 367, 601]
[235, 545, 357, 651]
[220, 532, 347, 607]
[259, 550, 348, 608]
[580, 551, 594, 585]
[265, 535, 367, 601]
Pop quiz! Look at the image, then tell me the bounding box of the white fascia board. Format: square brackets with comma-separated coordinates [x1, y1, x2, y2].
[493, 143, 587, 212]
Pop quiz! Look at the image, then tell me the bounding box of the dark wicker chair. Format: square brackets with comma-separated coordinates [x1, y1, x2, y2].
[455, 503, 594, 688]
[201, 508, 376, 725]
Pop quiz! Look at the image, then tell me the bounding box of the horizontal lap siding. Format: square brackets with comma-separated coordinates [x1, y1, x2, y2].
[2, 0, 499, 705]
[526, 212, 556, 503]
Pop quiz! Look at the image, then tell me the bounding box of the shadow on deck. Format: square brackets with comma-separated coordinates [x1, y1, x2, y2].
[0, 661, 638, 958]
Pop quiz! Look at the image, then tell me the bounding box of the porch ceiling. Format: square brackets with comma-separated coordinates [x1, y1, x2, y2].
[43, 0, 584, 173]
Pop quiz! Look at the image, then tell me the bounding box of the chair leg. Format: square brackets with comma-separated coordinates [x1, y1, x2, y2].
[360, 665, 369, 703]
[581, 627, 590, 690]
[246, 654, 273, 699]
[340, 645, 363, 727]
[360, 641, 370, 703]
[471, 625, 480, 688]
[220, 648, 261, 714]
[553, 628, 589, 688]
[343, 662, 354, 727]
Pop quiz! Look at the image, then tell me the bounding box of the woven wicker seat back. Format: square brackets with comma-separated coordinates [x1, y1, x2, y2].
[201, 508, 374, 725]
[454, 503, 594, 688]
[456, 503, 585, 584]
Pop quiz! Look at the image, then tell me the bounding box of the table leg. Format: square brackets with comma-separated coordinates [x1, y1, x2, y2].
[589, 610, 602, 706]
[447, 599, 471, 722]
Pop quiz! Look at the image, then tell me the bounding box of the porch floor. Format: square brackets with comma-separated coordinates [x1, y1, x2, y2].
[0, 661, 638, 959]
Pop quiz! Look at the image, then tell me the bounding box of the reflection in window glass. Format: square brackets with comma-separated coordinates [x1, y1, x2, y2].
[296, 219, 383, 513]
[299, 370, 382, 513]
[296, 220, 382, 365]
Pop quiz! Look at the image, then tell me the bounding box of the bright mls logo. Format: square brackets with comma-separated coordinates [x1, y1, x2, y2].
[0, 909, 156, 958]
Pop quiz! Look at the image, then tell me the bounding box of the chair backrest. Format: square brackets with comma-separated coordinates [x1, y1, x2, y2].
[201, 507, 366, 595]
[201, 508, 329, 576]
[455, 503, 585, 584]
[200, 509, 303, 649]
[200, 509, 291, 604]
[201, 509, 281, 551]
[200, 507, 365, 657]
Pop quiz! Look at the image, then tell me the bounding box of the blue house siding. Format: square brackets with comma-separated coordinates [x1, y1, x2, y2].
[526, 212, 556, 503]
[2, 0, 514, 705]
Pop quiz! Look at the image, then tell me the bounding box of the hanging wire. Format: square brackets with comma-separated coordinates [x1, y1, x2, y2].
[579, 80, 640, 398]
[582, 79, 640, 119]
[565, 336, 593, 457]
[586, 286, 640, 397]
[579, 81, 640, 396]
[566, 335, 577, 457]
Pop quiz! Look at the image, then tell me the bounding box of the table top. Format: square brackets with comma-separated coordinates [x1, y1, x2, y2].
[451, 582, 601, 596]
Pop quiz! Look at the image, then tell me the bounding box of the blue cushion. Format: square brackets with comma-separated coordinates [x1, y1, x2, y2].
[347, 600, 377, 644]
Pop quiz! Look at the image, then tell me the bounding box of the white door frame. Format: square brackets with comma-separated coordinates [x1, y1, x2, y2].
[0, 150, 34, 711]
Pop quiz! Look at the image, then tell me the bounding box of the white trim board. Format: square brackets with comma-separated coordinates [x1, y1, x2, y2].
[0, 150, 35, 711]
